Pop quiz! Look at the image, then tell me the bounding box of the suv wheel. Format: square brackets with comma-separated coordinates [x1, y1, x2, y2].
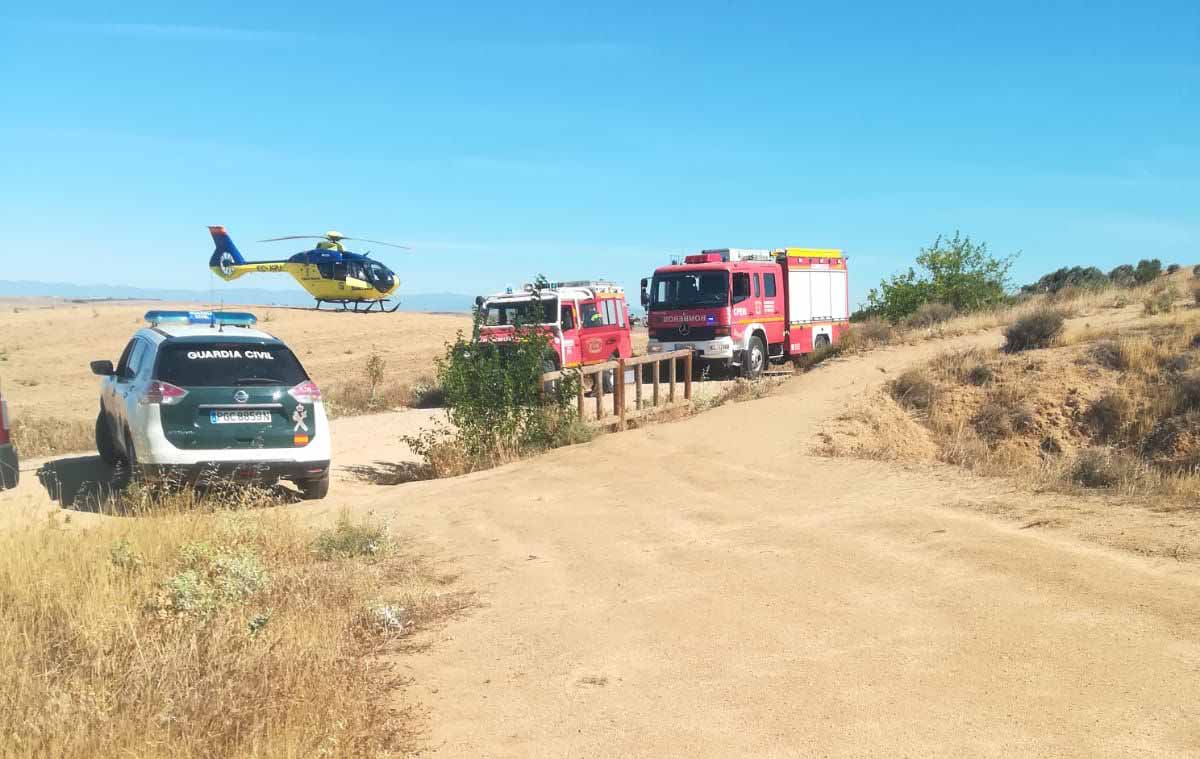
[298, 472, 330, 500]
[95, 412, 118, 466]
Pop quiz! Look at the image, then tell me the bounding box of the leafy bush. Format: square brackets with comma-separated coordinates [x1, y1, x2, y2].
[1167, 263, 1181, 275]
[863, 232, 1015, 322]
[1135, 258, 1163, 284]
[890, 369, 938, 411]
[1003, 308, 1065, 352]
[408, 276, 583, 473]
[1193, 264, 1200, 278]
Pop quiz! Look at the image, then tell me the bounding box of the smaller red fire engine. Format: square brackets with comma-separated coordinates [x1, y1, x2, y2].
[477, 281, 634, 392]
[641, 247, 850, 378]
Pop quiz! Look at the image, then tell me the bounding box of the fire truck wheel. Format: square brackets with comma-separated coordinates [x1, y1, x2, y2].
[541, 357, 559, 395]
[742, 336, 766, 380]
[602, 358, 616, 394]
[814, 334, 831, 349]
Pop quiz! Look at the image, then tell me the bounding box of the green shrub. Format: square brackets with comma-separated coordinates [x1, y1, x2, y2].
[1003, 309, 1065, 352]
[407, 276, 584, 474]
[1135, 258, 1163, 284]
[1167, 263, 1181, 275]
[1108, 264, 1137, 288]
[311, 511, 392, 560]
[1193, 264, 1200, 278]
[1023, 266, 1109, 294]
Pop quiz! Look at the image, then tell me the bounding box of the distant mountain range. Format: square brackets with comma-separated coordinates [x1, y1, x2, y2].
[0, 280, 473, 313]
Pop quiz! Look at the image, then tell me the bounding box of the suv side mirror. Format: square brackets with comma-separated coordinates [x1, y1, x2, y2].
[90, 360, 115, 376]
[640, 278, 649, 308]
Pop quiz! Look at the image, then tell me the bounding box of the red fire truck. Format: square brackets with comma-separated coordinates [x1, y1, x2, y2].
[477, 280, 634, 392]
[641, 247, 849, 378]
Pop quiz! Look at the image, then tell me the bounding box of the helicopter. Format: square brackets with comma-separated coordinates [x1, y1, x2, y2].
[206, 226, 409, 312]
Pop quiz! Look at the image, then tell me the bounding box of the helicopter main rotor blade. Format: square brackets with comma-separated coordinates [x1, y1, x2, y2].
[257, 235, 329, 243]
[341, 237, 412, 250]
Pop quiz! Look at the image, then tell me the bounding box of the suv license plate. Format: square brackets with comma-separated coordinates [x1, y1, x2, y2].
[210, 410, 271, 424]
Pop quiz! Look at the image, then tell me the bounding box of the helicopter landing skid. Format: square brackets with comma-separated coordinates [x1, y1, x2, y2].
[314, 298, 402, 313]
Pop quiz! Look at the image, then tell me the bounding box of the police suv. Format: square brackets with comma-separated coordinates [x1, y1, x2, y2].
[91, 311, 331, 499]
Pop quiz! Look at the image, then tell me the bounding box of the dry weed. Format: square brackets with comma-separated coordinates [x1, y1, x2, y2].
[0, 504, 470, 758]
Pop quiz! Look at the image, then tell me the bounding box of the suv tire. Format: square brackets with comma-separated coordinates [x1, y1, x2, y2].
[298, 473, 330, 500]
[95, 412, 118, 466]
[742, 336, 766, 380]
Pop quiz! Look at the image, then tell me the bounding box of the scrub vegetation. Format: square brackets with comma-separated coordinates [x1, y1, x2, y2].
[0, 499, 470, 758]
[821, 297, 1200, 504]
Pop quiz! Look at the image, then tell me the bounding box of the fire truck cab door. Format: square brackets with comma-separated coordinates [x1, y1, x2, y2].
[579, 300, 615, 364]
[559, 304, 582, 367]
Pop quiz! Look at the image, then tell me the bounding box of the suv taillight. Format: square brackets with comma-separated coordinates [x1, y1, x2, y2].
[0, 397, 10, 446]
[288, 380, 321, 404]
[140, 381, 189, 406]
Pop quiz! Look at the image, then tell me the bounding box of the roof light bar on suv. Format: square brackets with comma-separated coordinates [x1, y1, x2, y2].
[144, 310, 258, 327]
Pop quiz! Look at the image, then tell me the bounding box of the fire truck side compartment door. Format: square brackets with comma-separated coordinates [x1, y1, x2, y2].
[830, 269, 849, 321]
[810, 270, 833, 321]
[788, 269, 814, 322]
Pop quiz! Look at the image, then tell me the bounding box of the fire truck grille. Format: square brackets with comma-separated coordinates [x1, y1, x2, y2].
[651, 325, 718, 341]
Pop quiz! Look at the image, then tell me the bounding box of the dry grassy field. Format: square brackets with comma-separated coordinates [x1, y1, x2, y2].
[0, 300, 472, 455]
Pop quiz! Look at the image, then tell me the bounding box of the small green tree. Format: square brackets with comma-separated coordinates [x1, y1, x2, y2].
[414, 276, 580, 468]
[1108, 264, 1137, 288]
[364, 348, 386, 404]
[1134, 258, 1162, 284]
[863, 232, 1014, 322]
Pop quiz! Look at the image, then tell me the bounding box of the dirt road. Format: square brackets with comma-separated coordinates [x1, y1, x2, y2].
[6, 322, 1199, 756]
[356, 335, 1199, 758]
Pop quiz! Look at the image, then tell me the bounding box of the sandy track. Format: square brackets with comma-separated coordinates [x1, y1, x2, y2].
[337, 333, 1200, 758]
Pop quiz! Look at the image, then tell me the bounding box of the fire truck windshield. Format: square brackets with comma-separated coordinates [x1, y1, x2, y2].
[484, 298, 559, 326]
[650, 272, 728, 309]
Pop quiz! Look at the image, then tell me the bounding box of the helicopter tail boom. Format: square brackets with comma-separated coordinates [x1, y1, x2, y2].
[208, 225, 249, 281]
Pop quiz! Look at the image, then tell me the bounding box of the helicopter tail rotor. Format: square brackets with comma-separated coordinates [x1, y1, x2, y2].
[208, 226, 248, 281]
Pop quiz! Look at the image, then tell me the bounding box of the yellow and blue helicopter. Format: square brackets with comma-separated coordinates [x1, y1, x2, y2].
[207, 226, 409, 312]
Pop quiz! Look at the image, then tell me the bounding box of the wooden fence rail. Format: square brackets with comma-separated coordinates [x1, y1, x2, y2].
[541, 349, 693, 429]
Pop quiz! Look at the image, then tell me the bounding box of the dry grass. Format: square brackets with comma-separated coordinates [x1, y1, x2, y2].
[824, 308, 1200, 502]
[325, 374, 444, 418]
[10, 415, 93, 458]
[0, 498, 470, 758]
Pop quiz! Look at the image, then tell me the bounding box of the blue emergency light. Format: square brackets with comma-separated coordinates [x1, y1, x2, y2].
[145, 310, 258, 327]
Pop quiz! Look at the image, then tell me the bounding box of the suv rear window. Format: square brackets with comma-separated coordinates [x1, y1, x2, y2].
[154, 343, 309, 387]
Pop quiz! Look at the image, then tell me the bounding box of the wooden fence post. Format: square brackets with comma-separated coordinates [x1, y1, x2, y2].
[634, 359, 643, 410]
[684, 351, 693, 401]
[595, 369, 605, 419]
[616, 358, 626, 428]
[668, 356, 677, 403]
[652, 359, 661, 406]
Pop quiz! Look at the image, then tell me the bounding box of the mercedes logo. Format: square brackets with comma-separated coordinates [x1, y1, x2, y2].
[233, 390, 249, 404]
[678, 323, 690, 337]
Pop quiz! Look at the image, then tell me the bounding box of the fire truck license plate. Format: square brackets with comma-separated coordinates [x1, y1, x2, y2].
[210, 410, 271, 424]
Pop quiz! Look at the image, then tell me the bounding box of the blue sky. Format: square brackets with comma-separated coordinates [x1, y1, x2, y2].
[1, 1, 1197, 308]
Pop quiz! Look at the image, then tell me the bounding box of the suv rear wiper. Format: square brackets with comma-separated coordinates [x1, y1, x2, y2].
[235, 377, 283, 385]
